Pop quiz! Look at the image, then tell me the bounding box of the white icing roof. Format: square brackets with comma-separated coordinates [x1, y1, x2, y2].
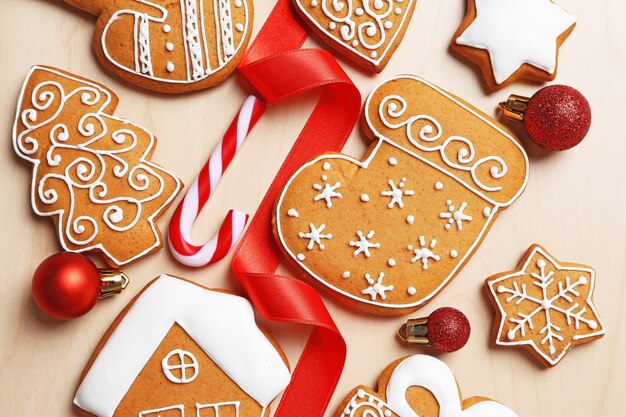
[73, 275, 291, 417]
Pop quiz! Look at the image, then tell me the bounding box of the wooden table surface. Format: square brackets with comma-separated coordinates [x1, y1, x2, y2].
[1, 0, 625, 416]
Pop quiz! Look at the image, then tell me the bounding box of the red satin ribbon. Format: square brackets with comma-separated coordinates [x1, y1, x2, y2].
[231, 0, 361, 416]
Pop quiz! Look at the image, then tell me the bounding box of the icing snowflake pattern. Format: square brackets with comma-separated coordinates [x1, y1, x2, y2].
[313, 181, 343, 208]
[487, 246, 605, 366]
[349, 230, 380, 257]
[361, 272, 394, 301]
[408, 236, 440, 270]
[439, 200, 472, 231]
[299, 223, 332, 250]
[381, 177, 414, 208]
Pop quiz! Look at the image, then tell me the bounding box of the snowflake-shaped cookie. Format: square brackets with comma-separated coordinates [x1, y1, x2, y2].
[486, 245, 605, 367]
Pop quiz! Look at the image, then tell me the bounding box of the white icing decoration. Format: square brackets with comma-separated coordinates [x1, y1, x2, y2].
[352, 40, 359, 47]
[73, 275, 291, 417]
[388, 157, 398, 165]
[434, 181, 443, 190]
[298, 223, 332, 250]
[311, 0, 318, 5]
[165, 42, 174, 51]
[287, 208, 299, 218]
[342, 271, 351, 279]
[455, 0, 576, 84]
[406, 215, 414, 225]
[361, 272, 394, 301]
[449, 250, 458, 258]
[349, 230, 380, 257]
[166, 61, 175, 72]
[313, 181, 342, 207]
[275, 76, 529, 310]
[294, 0, 416, 66]
[297, 253, 306, 261]
[195, 402, 240, 417]
[161, 349, 199, 383]
[99, 0, 249, 85]
[408, 236, 440, 270]
[360, 193, 370, 202]
[483, 207, 491, 217]
[488, 247, 606, 366]
[407, 286, 416, 296]
[439, 200, 472, 231]
[322, 175, 328, 181]
[12, 66, 182, 266]
[387, 258, 396, 267]
[323, 162, 331, 170]
[139, 405, 183, 417]
[385, 355, 520, 417]
[381, 177, 414, 208]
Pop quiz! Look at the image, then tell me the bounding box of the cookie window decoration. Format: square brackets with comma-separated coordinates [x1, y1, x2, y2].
[63, 0, 253, 92]
[74, 275, 291, 417]
[293, 0, 418, 72]
[12, 66, 182, 268]
[486, 245, 605, 367]
[274, 75, 529, 315]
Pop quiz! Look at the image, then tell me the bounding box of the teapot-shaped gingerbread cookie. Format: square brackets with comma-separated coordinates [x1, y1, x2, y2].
[63, 0, 253, 92]
[273, 75, 529, 315]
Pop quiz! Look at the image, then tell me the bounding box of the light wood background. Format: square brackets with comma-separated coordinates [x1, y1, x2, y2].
[1, 0, 625, 416]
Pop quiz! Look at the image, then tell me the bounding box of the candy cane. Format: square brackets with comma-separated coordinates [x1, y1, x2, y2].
[168, 95, 266, 267]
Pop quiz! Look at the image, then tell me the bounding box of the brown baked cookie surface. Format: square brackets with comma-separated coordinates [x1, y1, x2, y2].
[12, 66, 182, 267]
[73, 275, 291, 417]
[63, 0, 253, 93]
[451, 0, 576, 91]
[485, 244, 605, 367]
[274, 75, 529, 315]
[334, 355, 519, 417]
[293, 0, 417, 72]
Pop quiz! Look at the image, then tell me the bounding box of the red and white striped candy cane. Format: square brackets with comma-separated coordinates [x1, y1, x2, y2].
[168, 95, 266, 267]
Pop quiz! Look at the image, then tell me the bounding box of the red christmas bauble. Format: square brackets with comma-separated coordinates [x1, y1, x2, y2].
[426, 307, 471, 353]
[32, 253, 101, 320]
[524, 85, 591, 151]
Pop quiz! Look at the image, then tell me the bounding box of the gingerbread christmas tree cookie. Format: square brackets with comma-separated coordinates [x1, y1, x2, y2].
[273, 75, 529, 315]
[485, 244, 605, 367]
[12, 66, 182, 267]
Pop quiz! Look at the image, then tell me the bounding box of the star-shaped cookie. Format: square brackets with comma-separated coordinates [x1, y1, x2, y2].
[485, 244, 605, 367]
[452, 0, 576, 91]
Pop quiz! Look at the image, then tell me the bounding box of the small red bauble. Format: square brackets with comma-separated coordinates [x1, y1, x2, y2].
[31, 252, 129, 319]
[398, 306, 471, 353]
[32, 253, 101, 320]
[499, 85, 591, 151]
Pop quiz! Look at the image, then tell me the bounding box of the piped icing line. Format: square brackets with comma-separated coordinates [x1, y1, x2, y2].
[73, 275, 291, 417]
[294, 0, 416, 66]
[275, 136, 504, 309]
[12, 66, 182, 266]
[365, 75, 529, 207]
[486, 246, 606, 366]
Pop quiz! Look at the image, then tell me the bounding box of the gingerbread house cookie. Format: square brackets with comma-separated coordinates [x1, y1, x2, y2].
[63, 0, 254, 93]
[74, 275, 291, 417]
[273, 75, 529, 315]
[12, 66, 182, 268]
[335, 354, 519, 417]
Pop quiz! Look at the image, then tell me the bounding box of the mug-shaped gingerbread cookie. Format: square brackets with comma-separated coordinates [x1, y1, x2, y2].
[13, 66, 182, 267]
[274, 75, 529, 315]
[63, 0, 253, 92]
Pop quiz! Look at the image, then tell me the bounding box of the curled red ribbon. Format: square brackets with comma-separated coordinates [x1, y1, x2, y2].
[232, 0, 361, 416]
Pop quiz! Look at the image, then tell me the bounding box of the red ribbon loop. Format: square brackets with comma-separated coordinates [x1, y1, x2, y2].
[231, 0, 361, 416]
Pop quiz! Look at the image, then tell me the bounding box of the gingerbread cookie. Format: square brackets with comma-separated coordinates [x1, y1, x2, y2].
[13, 66, 182, 267]
[293, 0, 417, 72]
[335, 354, 519, 417]
[74, 275, 291, 417]
[273, 75, 529, 315]
[485, 244, 605, 367]
[451, 0, 576, 91]
[63, 0, 253, 93]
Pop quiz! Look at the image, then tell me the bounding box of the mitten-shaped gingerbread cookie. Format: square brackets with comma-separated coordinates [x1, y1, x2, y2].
[335, 355, 518, 417]
[13, 66, 182, 267]
[63, 0, 253, 92]
[274, 75, 529, 315]
[293, 0, 417, 72]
